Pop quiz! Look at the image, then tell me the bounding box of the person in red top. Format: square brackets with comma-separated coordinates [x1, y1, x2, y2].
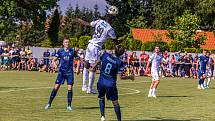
[140, 51, 147, 68]
[171, 55, 176, 77]
[127, 52, 134, 67]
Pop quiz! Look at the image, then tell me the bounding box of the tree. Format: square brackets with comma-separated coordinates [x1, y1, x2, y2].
[168, 11, 207, 49]
[47, 9, 60, 47]
[0, 0, 58, 43]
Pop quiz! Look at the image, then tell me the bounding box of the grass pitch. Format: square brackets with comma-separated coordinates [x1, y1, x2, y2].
[0, 71, 215, 121]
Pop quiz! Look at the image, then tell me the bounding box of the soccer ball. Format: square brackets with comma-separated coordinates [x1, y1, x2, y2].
[108, 6, 118, 15]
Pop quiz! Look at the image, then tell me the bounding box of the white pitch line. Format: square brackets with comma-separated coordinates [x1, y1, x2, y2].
[0, 80, 148, 93]
[0, 86, 140, 98]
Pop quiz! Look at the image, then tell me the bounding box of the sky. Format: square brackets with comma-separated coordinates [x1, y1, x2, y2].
[58, 0, 108, 15]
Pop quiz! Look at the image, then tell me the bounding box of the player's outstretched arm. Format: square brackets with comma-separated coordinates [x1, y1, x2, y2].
[89, 60, 101, 72]
[75, 18, 90, 26]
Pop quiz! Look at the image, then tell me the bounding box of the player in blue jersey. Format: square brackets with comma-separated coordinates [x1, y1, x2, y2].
[197, 50, 209, 90]
[91, 45, 134, 121]
[45, 38, 80, 111]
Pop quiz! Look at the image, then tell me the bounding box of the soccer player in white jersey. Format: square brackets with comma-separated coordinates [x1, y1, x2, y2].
[76, 6, 122, 94]
[146, 46, 163, 98]
[205, 52, 213, 88]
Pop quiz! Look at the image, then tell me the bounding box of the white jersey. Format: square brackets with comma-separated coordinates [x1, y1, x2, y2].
[89, 19, 116, 49]
[149, 53, 163, 71]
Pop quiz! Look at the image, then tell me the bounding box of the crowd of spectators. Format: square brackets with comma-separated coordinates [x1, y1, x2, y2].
[1, 46, 214, 79]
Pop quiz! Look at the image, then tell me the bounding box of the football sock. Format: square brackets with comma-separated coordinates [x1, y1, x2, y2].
[207, 78, 211, 87]
[152, 88, 156, 96]
[88, 71, 95, 91]
[48, 88, 58, 105]
[148, 89, 152, 96]
[114, 104, 121, 121]
[99, 98, 105, 117]
[83, 68, 89, 88]
[67, 90, 73, 106]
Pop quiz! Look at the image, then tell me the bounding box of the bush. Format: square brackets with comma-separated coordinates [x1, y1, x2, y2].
[70, 37, 78, 48]
[184, 48, 197, 53]
[78, 36, 91, 49]
[196, 48, 203, 53]
[127, 38, 142, 51]
[104, 39, 115, 50]
[40, 39, 52, 48]
[211, 49, 215, 54]
[142, 41, 169, 52]
[169, 41, 184, 52]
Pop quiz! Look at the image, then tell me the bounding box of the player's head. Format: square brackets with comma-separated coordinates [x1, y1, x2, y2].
[104, 6, 118, 24]
[115, 45, 125, 57]
[63, 37, 70, 49]
[206, 51, 210, 57]
[203, 50, 207, 55]
[154, 45, 160, 53]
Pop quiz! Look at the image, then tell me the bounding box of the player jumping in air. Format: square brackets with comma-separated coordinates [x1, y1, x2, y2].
[45, 38, 80, 111]
[197, 50, 209, 90]
[92, 45, 134, 121]
[76, 6, 123, 94]
[146, 46, 163, 98]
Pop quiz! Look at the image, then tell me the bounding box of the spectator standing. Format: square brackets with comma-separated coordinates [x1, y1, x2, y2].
[43, 49, 50, 66]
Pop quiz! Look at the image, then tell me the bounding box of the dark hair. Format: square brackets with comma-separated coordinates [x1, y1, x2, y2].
[115, 45, 125, 57]
[155, 45, 160, 48]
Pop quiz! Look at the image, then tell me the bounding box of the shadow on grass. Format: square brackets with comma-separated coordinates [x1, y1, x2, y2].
[74, 106, 114, 110]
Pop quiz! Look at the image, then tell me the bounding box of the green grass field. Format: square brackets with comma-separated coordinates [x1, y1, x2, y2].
[0, 71, 215, 121]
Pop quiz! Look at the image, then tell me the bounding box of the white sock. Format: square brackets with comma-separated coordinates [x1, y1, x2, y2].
[152, 88, 156, 96]
[88, 71, 96, 91]
[203, 80, 207, 87]
[82, 68, 89, 89]
[148, 89, 152, 96]
[207, 78, 211, 87]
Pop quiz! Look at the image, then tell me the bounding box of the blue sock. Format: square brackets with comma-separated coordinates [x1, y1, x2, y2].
[199, 79, 202, 85]
[48, 89, 58, 105]
[201, 78, 205, 85]
[67, 90, 73, 106]
[114, 104, 121, 121]
[99, 99, 105, 117]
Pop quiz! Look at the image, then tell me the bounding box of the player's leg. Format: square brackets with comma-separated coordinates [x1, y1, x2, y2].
[112, 100, 121, 121]
[87, 46, 99, 94]
[148, 81, 155, 97]
[88, 67, 97, 94]
[45, 83, 61, 109]
[97, 82, 106, 121]
[152, 80, 160, 97]
[66, 74, 74, 111]
[67, 84, 73, 111]
[82, 61, 89, 91]
[45, 73, 64, 109]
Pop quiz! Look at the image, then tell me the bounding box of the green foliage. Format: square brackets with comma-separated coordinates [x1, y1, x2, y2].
[48, 9, 60, 47]
[184, 48, 197, 53]
[0, 0, 58, 43]
[40, 38, 52, 48]
[168, 11, 206, 49]
[78, 36, 91, 49]
[142, 41, 169, 52]
[211, 49, 215, 54]
[169, 41, 184, 52]
[69, 37, 79, 48]
[104, 40, 115, 50]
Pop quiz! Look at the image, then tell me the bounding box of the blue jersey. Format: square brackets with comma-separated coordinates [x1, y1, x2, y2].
[98, 53, 124, 87]
[56, 48, 76, 74]
[198, 55, 209, 72]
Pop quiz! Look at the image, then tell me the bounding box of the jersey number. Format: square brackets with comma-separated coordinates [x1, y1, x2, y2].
[104, 63, 112, 74]
[95, 22, 107, 38]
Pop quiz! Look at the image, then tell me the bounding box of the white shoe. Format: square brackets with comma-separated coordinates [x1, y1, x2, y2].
[200, 85, 205, 90]
[197, 85, 202, 90]
[148, 94, 152, 97]
[67, 106, 72, 111]
[101, 116, 105, 121]
[45, 104, 51, 110]
[82, 86, 87, 92]
[87, 89, 97, 94]
[152, 94, 157, 98]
